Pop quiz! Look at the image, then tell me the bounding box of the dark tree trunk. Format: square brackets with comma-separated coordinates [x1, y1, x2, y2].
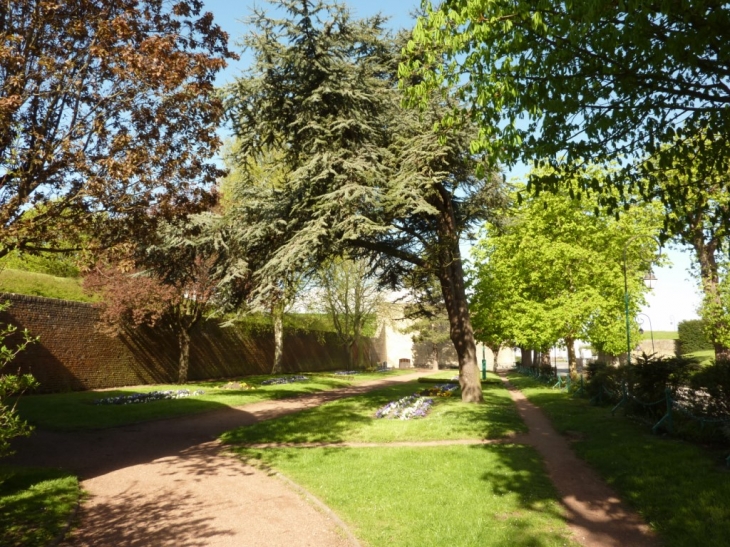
[565, 336, 577, 377]
[437, 248, 482, 403]
[177, 329, 190, 384]
[692, 226, 730, 360]
[272, 303, 284, 374]
[520, 346, 532, 368]
[487, 343, 500, 373]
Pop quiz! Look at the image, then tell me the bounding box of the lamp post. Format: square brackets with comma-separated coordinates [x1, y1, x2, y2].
[637, 312, 655, 354]
[623, 236, 661, 366]
[481, 343, 487, 381]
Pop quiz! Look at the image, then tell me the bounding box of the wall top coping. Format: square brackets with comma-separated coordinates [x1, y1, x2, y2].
[0, 292, 95, 309]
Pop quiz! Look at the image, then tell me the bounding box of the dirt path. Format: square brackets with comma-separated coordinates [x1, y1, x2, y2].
[499, 373, 659, 547]
[7, 371, 662, 547]
[7, 371, 436, 546]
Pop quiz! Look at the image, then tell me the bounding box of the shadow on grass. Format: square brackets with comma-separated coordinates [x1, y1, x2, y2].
[222, 381, 526, 446]
[0, 466, 78, 547]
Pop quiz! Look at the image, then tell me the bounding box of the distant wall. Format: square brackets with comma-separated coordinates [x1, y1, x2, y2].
[0, 293, 350, 392]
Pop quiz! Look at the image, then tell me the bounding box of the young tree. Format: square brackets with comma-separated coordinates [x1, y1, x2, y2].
[85, 215, 236, 383]
[0, 0, 234, 259]
[0, 303, 37, 457]
[316, 257, 382, 369]
[402, 1, 730, 218]
[471, 169, 662, 375]
[224, 0, 506, 402]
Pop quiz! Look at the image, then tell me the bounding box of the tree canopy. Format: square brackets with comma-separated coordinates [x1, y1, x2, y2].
[402, 1, 730, 217]
[0, 0, 234, 258]
[224, 0, 507, 402]
[470, 167, 663, 373]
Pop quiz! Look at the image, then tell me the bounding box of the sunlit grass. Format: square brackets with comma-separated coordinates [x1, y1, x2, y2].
[0, 268, 93, 302]
[226, 378, 576, 546]
[222, 377, 524, 445]
[15, 370, 416, 431]
[238, 445, 578, 547]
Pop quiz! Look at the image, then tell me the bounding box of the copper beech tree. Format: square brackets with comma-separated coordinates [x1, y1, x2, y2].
[84, 215, 240, 384]
[0, 0, 234, 258]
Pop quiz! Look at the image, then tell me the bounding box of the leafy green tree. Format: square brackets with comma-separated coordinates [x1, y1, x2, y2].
[224, 0, 506, 402]
[0, 302, 37, 457]
[402, 1, 730, 218]
[0, 0, 233, 260]
[219, 145, 305, 374]
[647, 135, 730, 359]
[471, 169, 662, 375]
[316, 257, 382, 369]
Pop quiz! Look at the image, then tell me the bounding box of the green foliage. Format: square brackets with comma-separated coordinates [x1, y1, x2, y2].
[0, 269, 93, 302]
[0, 465, 79, 547]
[690, 359, 730, 417]
[677, 319, 713, 355]
[403, 1, 730, 222]
[223, 0, 508, 401]
[0, 302, 38, 457]
[0, 251, 79, 278]
[587, 354, 699, 416]
[470, 169, 662, 358]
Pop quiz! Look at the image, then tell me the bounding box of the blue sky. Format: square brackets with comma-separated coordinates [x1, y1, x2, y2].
[202, 0, 701, 331]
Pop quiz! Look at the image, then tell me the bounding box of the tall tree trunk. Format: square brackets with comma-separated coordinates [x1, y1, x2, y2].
[271, 302, 284, 374]
[437, 250, 482, 403]
[430, 344, 439, 370]
[565, 336, 577, 377]
[520, 346, 532, 368]
[692, 235, 730, 360]
[178, 328, 190, 384]
[487, 343, 500, 372]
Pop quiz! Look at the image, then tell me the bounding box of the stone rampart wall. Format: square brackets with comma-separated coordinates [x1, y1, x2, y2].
[0, 293, 349, 392]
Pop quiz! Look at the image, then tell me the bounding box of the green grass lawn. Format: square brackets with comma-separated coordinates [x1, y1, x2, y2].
[0, 465, 80, 547]
[643, 330, 678, 340]
[0, 268, 94, 302]
[226, 378, 577, 547]
[507, 373, 730, 547]
[15, 370, 417, 431]
[222, 377, 523, 444]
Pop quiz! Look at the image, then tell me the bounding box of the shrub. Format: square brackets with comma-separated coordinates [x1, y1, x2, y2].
[0, 302, 38, 457]
[676, 319, 713, 355]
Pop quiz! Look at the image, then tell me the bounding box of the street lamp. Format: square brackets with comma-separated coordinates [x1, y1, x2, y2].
[637, 312, 655, 354]
[623, 236, 661, 366]
[481, 343, 487, 381]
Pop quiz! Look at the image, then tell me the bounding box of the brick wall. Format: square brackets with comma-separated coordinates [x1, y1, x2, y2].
[0, 293, 350, 392]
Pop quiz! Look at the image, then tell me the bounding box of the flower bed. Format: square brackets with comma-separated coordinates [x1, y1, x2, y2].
[418, 383, 459, 398]
[375, 394, 434, 420]
[260, 375, 309, 386]
[93, 389, 205, 405]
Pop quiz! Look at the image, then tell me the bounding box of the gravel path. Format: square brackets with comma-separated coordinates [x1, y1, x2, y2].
[7, 371, 661, 546]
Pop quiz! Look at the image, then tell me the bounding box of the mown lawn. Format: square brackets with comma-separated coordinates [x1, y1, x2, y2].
[0, 465, 80, 547]
[15, 370, 415, 431]
[507, 373, 730, 547]
[225, 377, 578, 547]
[0, 268, 93, 302]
